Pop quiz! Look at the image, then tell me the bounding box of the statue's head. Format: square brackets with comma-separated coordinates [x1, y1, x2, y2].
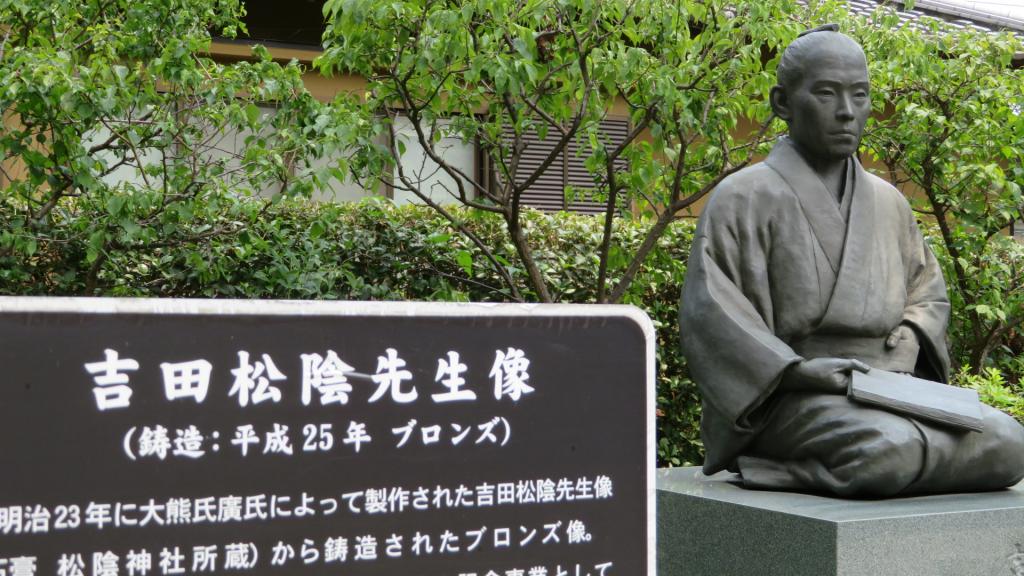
[770, 25, 871, 163]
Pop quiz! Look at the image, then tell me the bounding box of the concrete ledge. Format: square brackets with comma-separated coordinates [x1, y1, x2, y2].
[657, 467, 1024, 576]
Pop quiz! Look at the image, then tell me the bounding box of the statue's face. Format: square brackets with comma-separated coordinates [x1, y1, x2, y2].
[782, 42, 871, 162]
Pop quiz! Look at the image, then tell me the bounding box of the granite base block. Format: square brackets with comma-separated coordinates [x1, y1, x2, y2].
[657, 467, 1024, 576]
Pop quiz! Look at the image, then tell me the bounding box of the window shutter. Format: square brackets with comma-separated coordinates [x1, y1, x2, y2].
[491, 118, 630, 214]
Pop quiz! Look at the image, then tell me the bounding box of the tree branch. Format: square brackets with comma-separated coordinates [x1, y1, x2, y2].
[385, 116, 524, 301]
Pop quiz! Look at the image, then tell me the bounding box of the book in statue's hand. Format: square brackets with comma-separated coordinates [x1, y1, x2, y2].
[848, 368, 984, 432]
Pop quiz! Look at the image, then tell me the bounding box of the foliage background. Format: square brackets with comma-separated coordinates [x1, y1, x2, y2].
[0, 198, 703, 465]
[1, 0, 1023, 468]
[5, 197, 1024, 466]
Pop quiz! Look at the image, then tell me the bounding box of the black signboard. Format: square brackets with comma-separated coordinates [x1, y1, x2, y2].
[0, 298, 653, 576]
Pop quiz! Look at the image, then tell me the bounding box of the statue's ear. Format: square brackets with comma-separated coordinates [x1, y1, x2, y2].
[770, 85, 791, 122]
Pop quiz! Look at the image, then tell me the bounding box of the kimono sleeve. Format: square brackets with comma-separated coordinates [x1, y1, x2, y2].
[679, 187, 803, 432]
[900, 213, 952, 382]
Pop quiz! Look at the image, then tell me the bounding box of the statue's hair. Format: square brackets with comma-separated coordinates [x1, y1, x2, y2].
[776, 24, 866, 90]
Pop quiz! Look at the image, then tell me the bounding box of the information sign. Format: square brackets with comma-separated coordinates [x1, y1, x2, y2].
[0, 298, 654, 576]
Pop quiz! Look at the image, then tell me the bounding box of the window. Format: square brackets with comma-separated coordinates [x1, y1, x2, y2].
[484, 118, 630, 213]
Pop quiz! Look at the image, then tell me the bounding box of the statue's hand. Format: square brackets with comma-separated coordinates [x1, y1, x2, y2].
[781, 357, 870, 394]
[885, 324, 918, 350]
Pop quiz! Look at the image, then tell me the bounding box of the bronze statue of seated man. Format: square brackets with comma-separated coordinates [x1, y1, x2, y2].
[679, 25, 1024, 498]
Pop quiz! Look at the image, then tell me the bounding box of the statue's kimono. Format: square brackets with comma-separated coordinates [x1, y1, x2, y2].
[680, 137, 1024, 497]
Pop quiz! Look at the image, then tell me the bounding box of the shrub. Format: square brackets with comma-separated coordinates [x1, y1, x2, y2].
[0, 197, 705, 467]
[7, 196, 1022, 468]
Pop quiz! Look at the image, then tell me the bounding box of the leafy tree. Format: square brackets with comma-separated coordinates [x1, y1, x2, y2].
[318, 0, 799, 303]
[851, 12, 1024, 372]
[0, 0, 359, 293]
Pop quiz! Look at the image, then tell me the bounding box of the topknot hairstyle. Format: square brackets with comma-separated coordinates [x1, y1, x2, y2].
[776, 24, 865, 90]
[798, 23, 840, 37]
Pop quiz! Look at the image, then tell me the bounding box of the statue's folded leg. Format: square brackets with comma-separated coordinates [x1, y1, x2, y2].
[902, 404, 1024, 494]
[737, 392, 1024, 498]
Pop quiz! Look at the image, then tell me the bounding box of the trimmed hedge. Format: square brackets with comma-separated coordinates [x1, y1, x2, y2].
[1, 198, 703, 467]
[5, 197, 1022, 467]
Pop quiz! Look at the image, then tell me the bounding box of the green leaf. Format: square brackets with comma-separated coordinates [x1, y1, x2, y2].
[309, 221, 325, 239]
[245, 104, 261, 125]
[106, 196, 126, 216]
[456, 249, 473, 275]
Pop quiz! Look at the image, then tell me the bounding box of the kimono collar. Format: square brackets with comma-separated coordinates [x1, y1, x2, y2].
[764, 137, 868, 273]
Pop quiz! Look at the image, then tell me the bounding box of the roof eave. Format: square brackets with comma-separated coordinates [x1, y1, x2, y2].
[911, 0, 1024, 34]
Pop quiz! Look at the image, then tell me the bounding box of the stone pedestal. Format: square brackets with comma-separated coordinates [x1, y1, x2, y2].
[657, 467, 1024, 576]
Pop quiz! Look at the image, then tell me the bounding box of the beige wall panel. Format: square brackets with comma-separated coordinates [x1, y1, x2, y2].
[392, 116, 475, 207]
[301, 71, 367, 102]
